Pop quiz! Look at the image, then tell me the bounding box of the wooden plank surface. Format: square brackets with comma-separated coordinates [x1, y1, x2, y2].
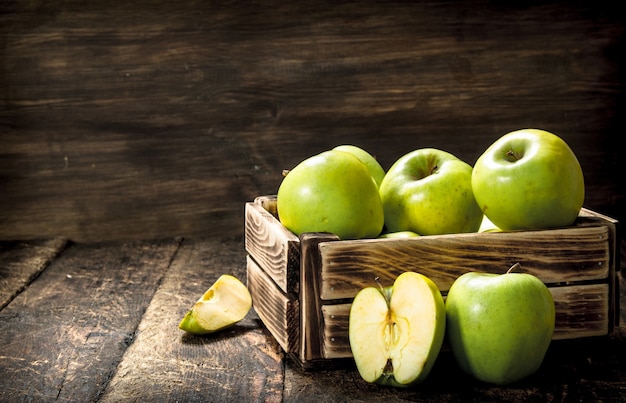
[100, 237, 285, 402]
[0, 237, 624, 401]
[0, 238, 67, 310]
[1, 0, 624, 242]
[0, 239, 182, 402]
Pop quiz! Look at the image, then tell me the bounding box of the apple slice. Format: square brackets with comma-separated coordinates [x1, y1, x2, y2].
[179, 274, 252, 335]
[349, 271, 446, 387]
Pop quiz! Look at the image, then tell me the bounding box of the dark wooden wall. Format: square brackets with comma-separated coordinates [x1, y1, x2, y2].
[1, 0, 624, 242]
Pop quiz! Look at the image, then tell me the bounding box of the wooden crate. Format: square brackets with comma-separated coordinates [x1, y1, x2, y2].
[245, 195, 620, 370]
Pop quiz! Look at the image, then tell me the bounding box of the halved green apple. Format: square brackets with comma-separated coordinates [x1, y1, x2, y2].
[349, 271, 446, 387]
[179, 274, 252, 335]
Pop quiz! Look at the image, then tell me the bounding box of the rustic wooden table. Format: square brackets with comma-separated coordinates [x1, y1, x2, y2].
[0, 236, 624, 402]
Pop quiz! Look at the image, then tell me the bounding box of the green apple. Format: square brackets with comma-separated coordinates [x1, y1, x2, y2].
[333, 145, 386, 188]
[472, 128, 585, 230]
[445, 265, 555, 385]
[379, 148, 483, 235]
[378, 230, 420, 239]
[349, 271, 446, 387]
[277, 149, 384, 239]
[179, 274, 252, 335]
[478, 215, 501, 233]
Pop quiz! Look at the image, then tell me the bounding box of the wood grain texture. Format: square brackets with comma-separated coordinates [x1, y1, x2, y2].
[0, 238, 67, 309]
[247, 254, 300, 355]
[245, 201, 300, 293]
[0, 239, 181, 402]
[319, 224, 611, 300]
[299, 232, 340, 364]
[1, 0, 624, 242]
[100, 237, 284, 403]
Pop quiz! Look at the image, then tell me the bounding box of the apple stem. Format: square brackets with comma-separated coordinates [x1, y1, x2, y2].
[506, 150, 523, 162]
[507, 262, 522, 274]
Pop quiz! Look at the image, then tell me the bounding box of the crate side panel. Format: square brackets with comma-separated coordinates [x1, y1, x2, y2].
[245, 202, 300, 293]
[321, 304, 352, 359]
[299, 232, 341, 363]
[551, 283, 610, 339]
[246, 256, 299, 354]
[319, 225, 610, 300]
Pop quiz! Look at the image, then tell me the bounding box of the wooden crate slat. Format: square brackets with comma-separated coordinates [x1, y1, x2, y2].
[552, 283, 610, 339]
[300, 232, 340, 362]
[320, 304, 352, 360]
[245, 202, 300, 293]
[318, 225, 611, 300]
[246, 255, 299, 354]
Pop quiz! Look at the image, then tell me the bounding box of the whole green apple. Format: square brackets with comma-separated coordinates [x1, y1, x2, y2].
[277, 149, 384, 239]
[333, 145, 386, 188]
[445, 266, 555, 385]
[349, 271, 446, 387]
[379, 148, 483, 235]
[472, 128, 585, 230]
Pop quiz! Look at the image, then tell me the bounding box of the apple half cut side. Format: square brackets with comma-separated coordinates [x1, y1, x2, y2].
[349, 271, 446, 387]
[179, 274, 252, 335]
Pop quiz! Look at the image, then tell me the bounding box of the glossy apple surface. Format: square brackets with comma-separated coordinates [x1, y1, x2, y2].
[179, 274, 252, 335]
[379, 148, 483, 235]
[277, 149, 384, 239]
[333, 145, 386, 188]
[349, 271, 446, 387]
[445, 269, 555, 385]
[472, 129, 585, 230]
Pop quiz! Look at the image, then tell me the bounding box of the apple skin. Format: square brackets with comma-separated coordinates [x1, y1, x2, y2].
[445, 270, 555, 385]
[472, 129, 585, 230]
[277, 149, 384, 239]
[179, 274, 252, 335]
[349, 271, 446, 387]
[378, 230, 420, 239]
[333, 145, 386, 188]
[379, 148, 483, 235]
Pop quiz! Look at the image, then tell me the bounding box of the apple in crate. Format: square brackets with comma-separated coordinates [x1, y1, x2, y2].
[445, 264, 555, 385]
[472, 128, 585, 230]
[179, 274, 252, 335]
[277, 148, 384, 239]
[379, 148, 483, 235]
[349, 272, 446, 387]
[333, 144, 386, 188]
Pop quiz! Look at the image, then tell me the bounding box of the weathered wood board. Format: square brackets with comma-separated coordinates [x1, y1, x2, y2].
[1, 0, 624, 242]
[0, 239, 182, 401]
[100, 237, 285, 402]
[0, 238, 67, 310]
